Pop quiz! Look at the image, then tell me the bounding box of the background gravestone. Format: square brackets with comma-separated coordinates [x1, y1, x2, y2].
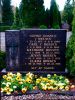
[5, 30, 20, 71]
[20, 29, 66, 73]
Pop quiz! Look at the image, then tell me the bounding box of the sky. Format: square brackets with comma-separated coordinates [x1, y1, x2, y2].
[11, 0, 66, 11]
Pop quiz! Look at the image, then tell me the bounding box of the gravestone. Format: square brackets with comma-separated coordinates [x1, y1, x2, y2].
[5, 30, 20, 71]
[5, 29, 66, 73]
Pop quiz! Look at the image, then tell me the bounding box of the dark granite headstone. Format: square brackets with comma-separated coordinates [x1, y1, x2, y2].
[5, 30, 20, 71]
[20, 29, 66, 73]
[5, 29, 66, 73]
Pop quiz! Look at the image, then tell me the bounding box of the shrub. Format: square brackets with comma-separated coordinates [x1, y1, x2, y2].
[11, 24, 21, 30]
[39, 25, 47, 29]
[0, 51, 6, 71]
[66, 7, 75, 76]
[66, 35, 75, 76]
[0, 26, 10, 32]
[52, 24, 60, 29]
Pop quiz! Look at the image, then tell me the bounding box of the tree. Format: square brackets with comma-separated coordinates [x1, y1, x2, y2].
[12, 7, 23, 29]
[44, 9, 50, 28]
[50, 0, 61, 28]
[0, 0, 2, 22]
[20, 0, 45, 27]
[66, 5, 75, 76]
[14, 7, 21, 27]
[2, 0, 14, 25]
[62, 0, 73, 27]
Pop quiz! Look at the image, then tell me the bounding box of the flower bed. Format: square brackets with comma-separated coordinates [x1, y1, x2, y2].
[1, 72, 75, 95]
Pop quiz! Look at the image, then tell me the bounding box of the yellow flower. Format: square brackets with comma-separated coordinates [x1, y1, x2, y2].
[16, 76, 21, 81]
[40, 83, 45, 87]
[22, 87, 27, 93]
[65, 79, 70, 84]
[59, 86, 64, 90]
[19, 81, 23, 84]
[26, 78, 32, 83]
[47, 86, 53, 90]
[42, 78, 48, 82]
[7, 72, 14, 77]
[47, 80, 51, 83]
[39, 76, 43, 79]
[3, 75, 7, 79]
[33, 86, 38, 90]
[42, 85, 47, 91]
[26, 72, 34, 79]
[6, 76, 12, 81]
[17, 72, 22, 77]
[65, 86, 69, 91]
[46, 83, 50, 87]
[50, 79, 55, 84]
[36, 79, 41, 84]
[4, 87, 13, 94]
[53, 87, 58, 90]
[1, 88, 4, 93]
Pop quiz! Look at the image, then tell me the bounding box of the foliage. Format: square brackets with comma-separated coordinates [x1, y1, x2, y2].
[2, 0, 14, 25]
[50, 0, 61, 28]
[52, 24, 60, 29]
[20, 0, 45, 27]
[11, 7, 23, 29]
[39, 25, 47, 29]
[66, 7, 75, 76]
[0, 51, 6, 71]
[0, 26, 10, 32]
[62, 0, 73, 26]
[44, 9, 50, 28]
[15, 7, 20, 26]
[1, 72, 70, 95]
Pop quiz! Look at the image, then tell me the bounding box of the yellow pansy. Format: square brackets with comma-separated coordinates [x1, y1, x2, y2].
[1, 88, 4, 93]
[48, 86, 53, 90]
[33, 86, 38, 90]
[42, 78, 48, 82]
[46, 83, 50, 87]
[26, 78, 32, 83]
[6, 76, 12, 81]
[36, 79, 41, 84]
[59, 86, 64, 90]
[7, 72, 14, 77]
[3, 75, 7, 79]
[53, 87, 58, 90]
[19, 81, 23, 84]
[26, 72, 34, 79]
[50, 79, 55, 84]
[42, 85, 47, 91]
[40, 82, 45, 87]
[4, 87, 13, 94]
[16, 76, 21, 81]
[17, 72, 22, 77]
[22, 87, 27, 93]
[65, 79, 70, 84]
[65, 86, 69, 91]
